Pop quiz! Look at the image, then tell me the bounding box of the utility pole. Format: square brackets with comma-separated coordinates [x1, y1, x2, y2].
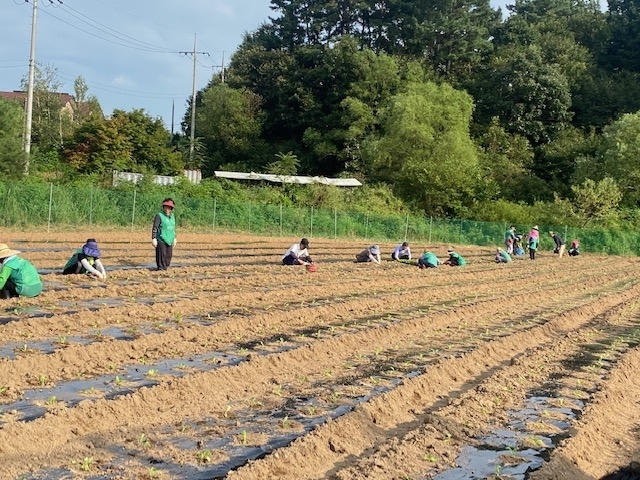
[24, 0, 38, 174]
[180, 34, 208, 165]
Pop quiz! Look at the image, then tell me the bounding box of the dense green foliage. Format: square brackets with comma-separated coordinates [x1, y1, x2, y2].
[4, 0, 640, 231]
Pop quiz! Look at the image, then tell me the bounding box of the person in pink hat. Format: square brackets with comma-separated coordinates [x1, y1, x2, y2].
[528, 226, 539, 260]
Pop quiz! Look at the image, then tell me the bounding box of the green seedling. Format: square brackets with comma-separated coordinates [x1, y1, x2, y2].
[58, 336, 67, 344]
[114, 376, 125, 386]
[423, 453, 438, 463]
[37, 374, 46, 386]
[322, 369, 332, 378]
[138, 433, 151, 448]
[45, 396, 57, 406]
[197, 449, 212, 463]
[281, 416, 290, 429]
[241, 430, 248, 445]
[146, 369, 158, 377]
[443, 432, 452, 443]
[306, 406, 317, 416]
[80, 456, 93, 472]
[148, 466, 161, 478]
[0, 386, 8, 395]
[272, 385, 283, 397]
[224, 405, 233, 418]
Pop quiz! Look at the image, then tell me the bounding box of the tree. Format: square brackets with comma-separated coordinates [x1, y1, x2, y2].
[599, 111, 640, 206]
[63, 109, 183, 175]
[571, 177, 622, 226]
[267, 151, 300, 176]
[365, 81, 480, 216]
[0, 97, 26, 177]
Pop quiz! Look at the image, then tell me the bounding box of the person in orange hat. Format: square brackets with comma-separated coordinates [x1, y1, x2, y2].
[152, 198, 177, 271]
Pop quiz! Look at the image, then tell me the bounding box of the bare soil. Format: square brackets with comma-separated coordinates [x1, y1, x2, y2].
[0, 230, 637, 480]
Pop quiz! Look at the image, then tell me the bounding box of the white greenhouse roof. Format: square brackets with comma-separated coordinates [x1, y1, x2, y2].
[214, 171, 362, 187]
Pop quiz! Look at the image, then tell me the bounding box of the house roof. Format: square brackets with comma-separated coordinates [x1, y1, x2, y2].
[0, 90, 76, 106]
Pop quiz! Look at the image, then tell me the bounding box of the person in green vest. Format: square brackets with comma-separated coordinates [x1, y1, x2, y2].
[62, 239, 107, 279]
[0, 244, 42, 299]
[495, 248, 512, 263]
[417, 251, 441, 269]
[152, 198, 177, 271]
[443, 248, 467, 266]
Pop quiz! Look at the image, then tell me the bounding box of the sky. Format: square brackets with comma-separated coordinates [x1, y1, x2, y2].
[1, 0, 509, 133]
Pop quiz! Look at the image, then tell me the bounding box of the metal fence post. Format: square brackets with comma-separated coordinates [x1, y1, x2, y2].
[365, 213, 369, 241]
[459, 219, 463, 244]
[212, 198, 217, 234]
[404, 213, 409, 242]
[334, 208, 337, 239]
[47, 183, 53, 233]
[310, 206, 314, 238]
[564, 225, 568, 243]
[279, 204, 283, 237]
[89, 187, 94, 226]
[131, 190, 137, 232]
[248, 203, 252, 233]
[429, 216, 433, 244]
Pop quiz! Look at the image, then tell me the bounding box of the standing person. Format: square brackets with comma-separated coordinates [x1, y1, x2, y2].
[152, 198, 177, 271]
[63, 239, 107, 279]
[417, 251, 441, 269]
[568, 239, 580, 256]
[504, 225, 516, 254]
[282, 238, 313, 265]
[550, 231, 566, 258]
[495, 248, 512, 263]
[391, 242, 411, 261]
[0, 244, 42, 299]
[443, 248, 466, 266]
[528, 226, 539, 260]
[355, 245, 381, 264]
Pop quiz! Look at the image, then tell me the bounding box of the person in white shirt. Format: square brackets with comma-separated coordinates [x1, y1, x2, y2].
[355, 245, 381, 264]
[391, 242, 411, 261]
[282, 238, 313, 265]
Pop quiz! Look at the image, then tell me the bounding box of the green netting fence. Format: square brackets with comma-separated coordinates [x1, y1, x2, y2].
[0, 183, 638, 255]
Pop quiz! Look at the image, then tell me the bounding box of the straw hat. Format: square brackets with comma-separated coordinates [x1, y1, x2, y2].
[0, 244, 20, 259]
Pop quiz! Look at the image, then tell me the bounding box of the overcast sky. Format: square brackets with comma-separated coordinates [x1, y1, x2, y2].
[1, 0, 509, 133]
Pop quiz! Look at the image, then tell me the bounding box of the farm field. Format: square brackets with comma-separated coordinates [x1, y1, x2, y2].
[0, 230, 639, 480]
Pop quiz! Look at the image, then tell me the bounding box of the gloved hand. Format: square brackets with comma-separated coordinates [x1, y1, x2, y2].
[152, 238, 158, 248]
[172, 238, 177, 247]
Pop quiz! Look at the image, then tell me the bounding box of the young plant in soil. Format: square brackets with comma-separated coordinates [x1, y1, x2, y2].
[197, 449, 212, 463]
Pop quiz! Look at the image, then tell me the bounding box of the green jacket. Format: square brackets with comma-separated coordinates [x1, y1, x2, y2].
[156, 211, 176, 246]
[449, 252, 467, 266]
[421, 252, 439, 267]
[0, 256, 42, 297]
[64, 249, 96, 273]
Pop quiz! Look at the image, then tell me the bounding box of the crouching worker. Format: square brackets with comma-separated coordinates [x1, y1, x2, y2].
[283, 238, 313, 266]
[0, 244, 42, 299]
[391, 242, 411, 261]
[355, 245, 381, 264]
[443, 248, 467, 266]
[417, 251, 441, 269]
[569, 239, 580, 257]
[63, 239, 107, 280]
[495, 248, 512, 263]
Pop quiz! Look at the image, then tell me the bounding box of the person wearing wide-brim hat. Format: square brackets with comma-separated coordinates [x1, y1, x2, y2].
[528, 226, 539, 260]
[355, 245, 381, 264]
[0, 244, 42, 299]
[152, 198, 177, 271]
[63, 239, 107, 279]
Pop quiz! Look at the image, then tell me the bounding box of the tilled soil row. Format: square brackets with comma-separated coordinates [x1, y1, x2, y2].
[226, 283, 640, 480]
[2, 274, 639, 478]
[529, 340, 640, 479]
[329, 301, 640, 479]
[0, 262, 628, 401]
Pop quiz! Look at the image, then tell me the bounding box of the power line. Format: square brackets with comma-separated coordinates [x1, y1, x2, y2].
[37, 7, 178, 53]
[55, 71, 189, 99]
[53, 1, 180, 53]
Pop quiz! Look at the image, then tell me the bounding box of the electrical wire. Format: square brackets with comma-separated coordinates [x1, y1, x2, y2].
[37, 7, 178, 53]
[54, 2, 180, 53]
